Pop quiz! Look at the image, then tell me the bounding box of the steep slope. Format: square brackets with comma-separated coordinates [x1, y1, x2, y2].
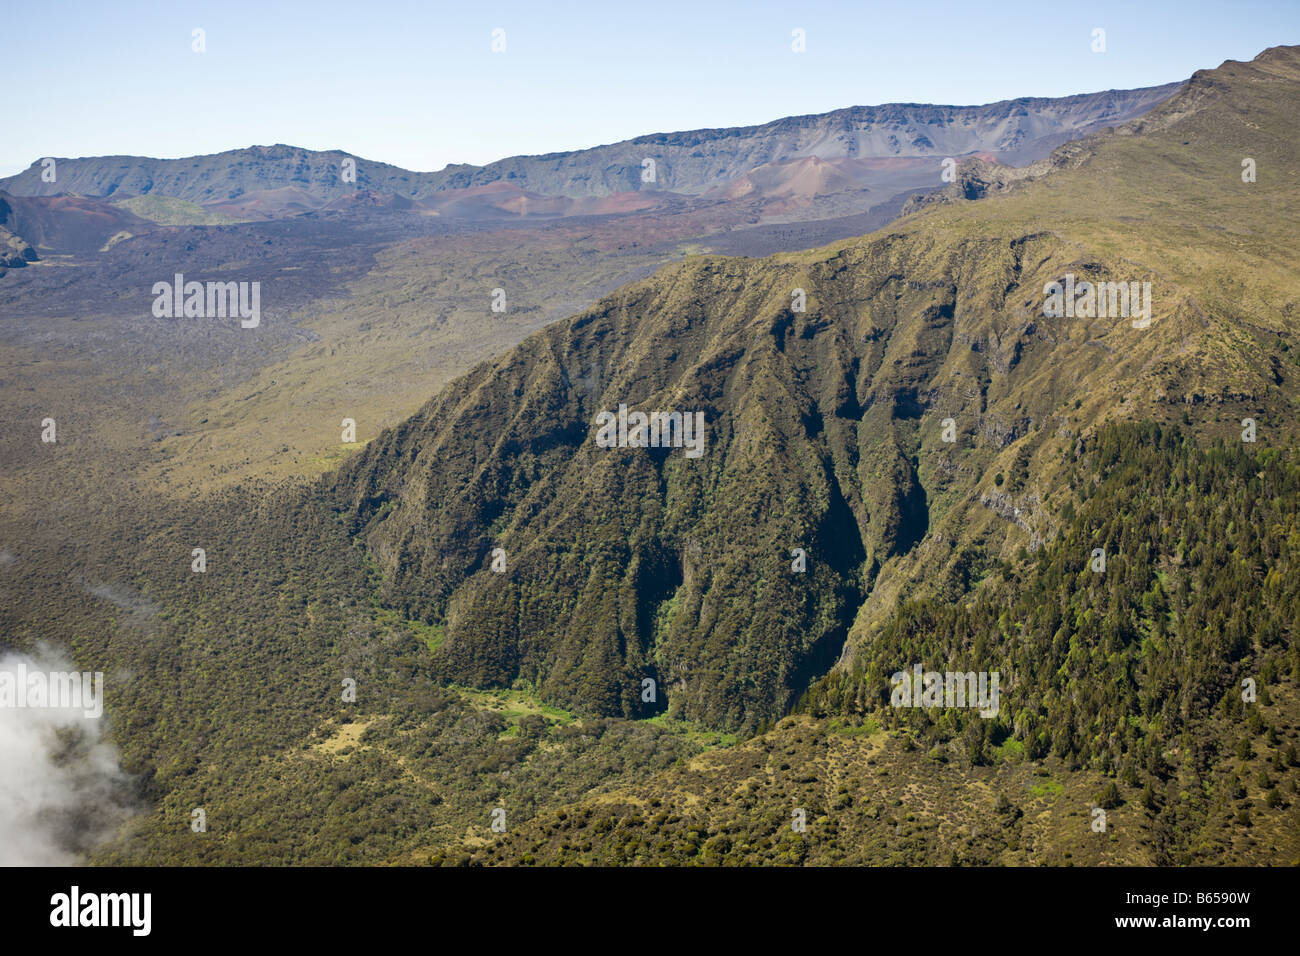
[330, 47, 1300, 734]
[0, 85, 1180, 203]
[449, 423, 1300, 866]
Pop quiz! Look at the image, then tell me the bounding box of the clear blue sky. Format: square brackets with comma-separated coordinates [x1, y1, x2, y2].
[2, 0, 1297, 177]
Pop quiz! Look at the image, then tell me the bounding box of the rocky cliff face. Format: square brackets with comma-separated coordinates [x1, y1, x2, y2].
[0, 84, 1180, 203]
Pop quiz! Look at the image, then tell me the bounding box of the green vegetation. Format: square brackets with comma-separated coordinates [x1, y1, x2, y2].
[1030, 777, 1065, 799]
[2, 47, 1298, 866]
[372, 607, 445, 654]
[113, 194, 245, 226]
[802, 423, 1300, 862]
[450, 686, 577, 730]
[449, 425, 1300, 866]
[644, 714, 740, 749]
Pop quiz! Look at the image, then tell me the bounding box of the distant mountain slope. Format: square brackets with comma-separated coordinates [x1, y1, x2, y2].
[0, 189, 151, 253]
[435, 84, 1183, 197]
[0, 84, 1180, 203]
[327, 47, 1300, 732]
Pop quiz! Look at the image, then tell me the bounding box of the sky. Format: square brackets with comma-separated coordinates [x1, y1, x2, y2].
[2, 0, 1297, 177]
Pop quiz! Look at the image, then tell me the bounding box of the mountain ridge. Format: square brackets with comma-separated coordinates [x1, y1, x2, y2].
[0, 83, 1181, 203]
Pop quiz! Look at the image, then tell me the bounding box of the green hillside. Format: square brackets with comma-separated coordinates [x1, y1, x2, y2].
[447, 423, 1300, 866]
[329, 46, 1300, 734]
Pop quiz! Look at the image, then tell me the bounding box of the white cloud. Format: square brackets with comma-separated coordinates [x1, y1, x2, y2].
[0, 649, 133, 865]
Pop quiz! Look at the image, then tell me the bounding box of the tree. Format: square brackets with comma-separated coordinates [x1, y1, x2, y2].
[1099, 781, 1121, 810]
[1141, 781, 1157, 811]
